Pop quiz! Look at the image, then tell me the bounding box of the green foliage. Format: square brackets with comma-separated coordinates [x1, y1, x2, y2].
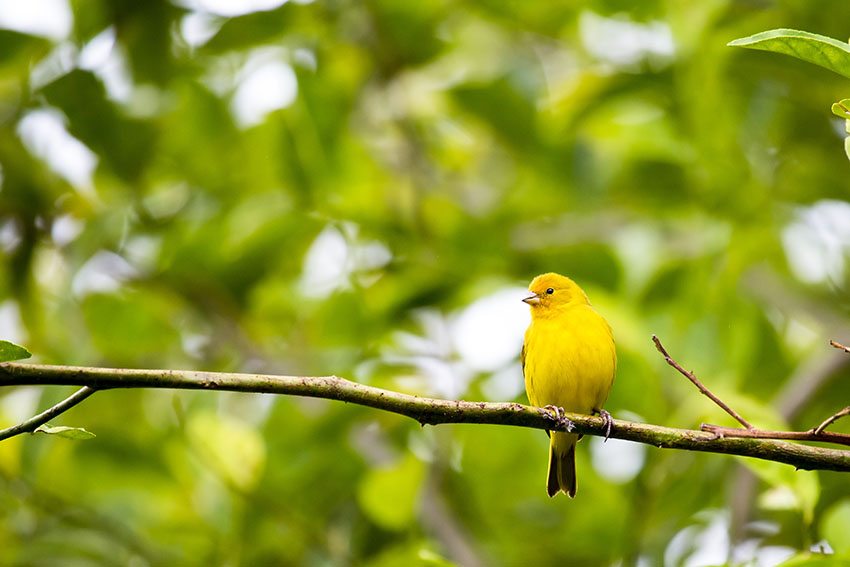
[779, 555, 850, 567]
[187, 410, 266, 491]
[356, 454, 424, 531]
[0, 1, 849, 566]
[0, 340, 30, 362]
[831, 99, 850, 160]
[730, 28, 850, 161]
[820, 499, 850, 557]
[728, 29, 850, 79]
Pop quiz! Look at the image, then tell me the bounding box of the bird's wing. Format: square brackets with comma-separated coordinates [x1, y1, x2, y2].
[520, 341, 526, 377]
[521, 338, 549, 437]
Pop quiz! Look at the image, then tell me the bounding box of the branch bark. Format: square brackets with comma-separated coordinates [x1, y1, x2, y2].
[813, 406, 850, 435]
[1, 362, 849, 472]
[701, 423, 850, 447]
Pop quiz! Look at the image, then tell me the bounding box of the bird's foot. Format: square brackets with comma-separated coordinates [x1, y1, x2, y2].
[540, 405, 574, 432]
[594, 408, 614, 441]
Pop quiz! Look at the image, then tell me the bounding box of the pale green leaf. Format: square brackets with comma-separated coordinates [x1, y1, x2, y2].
[744, 457, 820, 523]
[187, 411, 266, 491]
[33, 425, 96, 440]
[0, 340, 31, 363]
[778, 555, 847, 567]
[356, 455, 424, 531]
[820, 499, 850, 556]
[830, 99, 850, 119]
[729, 29, 850, 79]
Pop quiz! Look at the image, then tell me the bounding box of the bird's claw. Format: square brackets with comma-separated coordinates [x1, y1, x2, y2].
[541, 405, 574, 432]
[594, 408, 613, 441]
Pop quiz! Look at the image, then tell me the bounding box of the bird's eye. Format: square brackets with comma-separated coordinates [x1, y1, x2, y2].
[546, 288, 554, 295]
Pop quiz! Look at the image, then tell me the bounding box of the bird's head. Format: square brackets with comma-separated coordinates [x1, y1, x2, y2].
[523, 272, 589, 314]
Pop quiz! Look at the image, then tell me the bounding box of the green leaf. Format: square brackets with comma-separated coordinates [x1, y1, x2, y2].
[201, 6, 292, 54]
[778, 554, 849, 567]
[830, 99, 850, 119]
[0, 340, 31, 362]
[728, 29, 850, 79]
[82, 291, 181, 365]
[39, 69, 156, 182]
[33, 425, 96, 440]
[0, 29, 51, 67]
[743, 457, 820, 523]
[452, 78, 537, 151]
[821, 499, 850, 556]
[356, 455, 424, 531]
[187, 411, 266, 491]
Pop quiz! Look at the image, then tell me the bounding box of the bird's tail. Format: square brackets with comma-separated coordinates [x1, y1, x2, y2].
[547, 432, 577, 498]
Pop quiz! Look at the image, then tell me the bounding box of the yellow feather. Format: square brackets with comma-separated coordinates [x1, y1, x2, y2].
[521, 273, 616, 498]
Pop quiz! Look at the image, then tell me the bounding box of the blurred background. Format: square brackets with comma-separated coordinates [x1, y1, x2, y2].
[1, 0, 850, 565]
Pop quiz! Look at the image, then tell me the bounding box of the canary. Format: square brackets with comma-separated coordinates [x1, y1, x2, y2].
[522, 273, 616, 498]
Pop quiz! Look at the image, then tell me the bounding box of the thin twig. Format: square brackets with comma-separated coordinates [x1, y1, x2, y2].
[1, 363, 849, 472]
[812, 407, 850, 435]
[701, 423, 850, 447]
[0, 386, 96, 442]
[808, 342, 850, 434]
[775, 352, 850, 421]
[651, 335, 754, 430]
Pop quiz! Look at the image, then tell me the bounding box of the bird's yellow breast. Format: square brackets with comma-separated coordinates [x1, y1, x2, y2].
[523, 304, 616, 413]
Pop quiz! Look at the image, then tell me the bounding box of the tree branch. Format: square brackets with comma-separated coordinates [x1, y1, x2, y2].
[805, 340, 850, 435]
[701, 423, 850, 447]
[653, 335, 850, 451]
[1, 363, 849, 472]
[0, 386, 96, 441]
[651, 335, 754, 429]
[812, 407, 850, 435]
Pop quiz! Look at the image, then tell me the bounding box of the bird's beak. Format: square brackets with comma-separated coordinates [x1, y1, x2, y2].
[522, 293, 541, 305]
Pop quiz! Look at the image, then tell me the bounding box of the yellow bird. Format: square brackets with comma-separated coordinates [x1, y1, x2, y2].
[522, 273, 616, 498]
